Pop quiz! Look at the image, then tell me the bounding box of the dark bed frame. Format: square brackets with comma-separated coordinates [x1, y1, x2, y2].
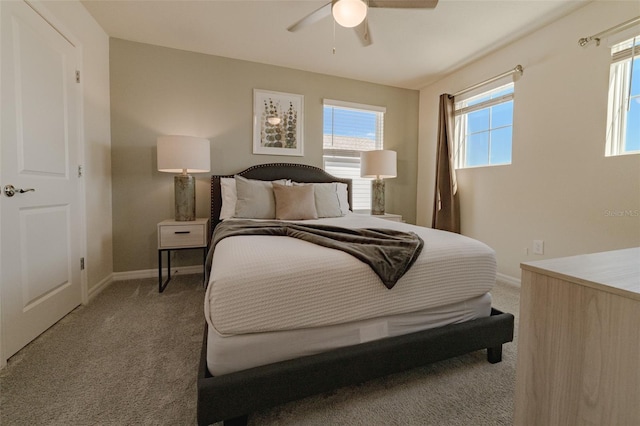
[198, 163, 514, 426]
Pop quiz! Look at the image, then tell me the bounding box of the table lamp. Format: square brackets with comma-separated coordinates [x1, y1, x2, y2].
[361, 149, 397, 215]
[157, 135, 210, 221]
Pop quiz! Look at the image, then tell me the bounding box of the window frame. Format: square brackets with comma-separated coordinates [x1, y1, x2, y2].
[454, 83, 515, 170]
[605, 35, 640, 157]
[322, 99, 385, 211]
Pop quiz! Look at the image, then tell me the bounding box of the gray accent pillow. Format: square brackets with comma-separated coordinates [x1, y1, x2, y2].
[273, 183, 318, 220]
[234, 175, 282, 219]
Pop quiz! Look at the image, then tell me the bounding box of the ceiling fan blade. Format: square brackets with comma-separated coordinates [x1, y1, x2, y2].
[287, 2, 332, 32]
[369, 0, 438, 8]
[354, 20, 373, 46]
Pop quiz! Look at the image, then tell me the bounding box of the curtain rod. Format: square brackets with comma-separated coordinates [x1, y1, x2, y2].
[578, 16, 640, 47]
[451, 65, 523, 98]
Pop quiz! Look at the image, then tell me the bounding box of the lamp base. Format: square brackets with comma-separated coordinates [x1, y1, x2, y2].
[175, 175, 195, 221]
[371, 178, 385, 215]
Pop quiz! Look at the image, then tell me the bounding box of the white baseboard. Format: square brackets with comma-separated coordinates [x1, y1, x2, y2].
[88, 273, 114, 301]
[496, 272, 520, 288]
[113, 265, 203, 281]
[113, 268, 156, 281]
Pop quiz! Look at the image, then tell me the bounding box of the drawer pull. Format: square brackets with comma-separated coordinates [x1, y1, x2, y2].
[174, 231, 191, 234]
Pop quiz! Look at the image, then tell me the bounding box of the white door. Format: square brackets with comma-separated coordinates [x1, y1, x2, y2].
[1, 0, 82, 363]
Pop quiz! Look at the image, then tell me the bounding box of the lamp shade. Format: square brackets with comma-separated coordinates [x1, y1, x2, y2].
[361, 150, 397, 179]
[332, 0, 367, 28]
[157, 135, 210, 173]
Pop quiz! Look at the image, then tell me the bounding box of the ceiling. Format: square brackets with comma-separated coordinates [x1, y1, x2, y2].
[81, 0, 590, 89]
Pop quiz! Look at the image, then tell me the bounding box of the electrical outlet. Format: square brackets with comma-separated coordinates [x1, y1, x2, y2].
[533, 240, 544, 255]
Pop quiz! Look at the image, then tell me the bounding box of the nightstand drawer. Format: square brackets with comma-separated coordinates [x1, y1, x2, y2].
[157, 219, 208, 249]
[377, 213, 402, 222]
[355, 212, 403, 222]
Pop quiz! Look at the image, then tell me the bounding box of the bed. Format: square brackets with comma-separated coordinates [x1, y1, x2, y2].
[197, 163, 514, 426]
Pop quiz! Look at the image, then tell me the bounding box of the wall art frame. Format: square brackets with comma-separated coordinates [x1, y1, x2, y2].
[253, 89, 304, 156]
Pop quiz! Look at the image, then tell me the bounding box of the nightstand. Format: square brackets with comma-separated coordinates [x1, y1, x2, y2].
[157, 217, 210, 293]
[370, 212, 403, 222]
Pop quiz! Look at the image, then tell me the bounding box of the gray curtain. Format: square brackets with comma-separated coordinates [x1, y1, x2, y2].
[432, 94, 460, 233]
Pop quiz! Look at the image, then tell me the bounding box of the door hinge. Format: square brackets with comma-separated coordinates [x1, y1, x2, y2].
[78, 165, 83, 177]
[80, 257, 85, 270]
[76, 70, 80, 83]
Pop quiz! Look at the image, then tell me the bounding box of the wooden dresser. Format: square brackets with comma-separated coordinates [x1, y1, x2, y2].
[514, 248, 640, 425]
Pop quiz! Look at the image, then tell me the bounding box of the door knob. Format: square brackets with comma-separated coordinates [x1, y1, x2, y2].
[3, 185, 35, 197]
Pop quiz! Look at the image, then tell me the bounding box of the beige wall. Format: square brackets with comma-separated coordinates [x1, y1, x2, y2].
[44, 1, 113, 295]
[110, 39, 419, 273]
[417, 1, 640, 280]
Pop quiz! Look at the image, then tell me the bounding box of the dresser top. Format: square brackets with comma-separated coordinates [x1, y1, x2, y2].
[521, 247, 640, 300]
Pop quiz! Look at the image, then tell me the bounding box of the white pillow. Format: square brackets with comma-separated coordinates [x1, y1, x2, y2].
[336, 182, 350, 214]
[313, 183, 343, 218]
[219, 178, 237, 220]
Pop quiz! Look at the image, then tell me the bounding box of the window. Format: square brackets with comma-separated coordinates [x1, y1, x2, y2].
[323, 99, 385, 211]
[454, 83, 514, 169]
[606, 35, 640, 156]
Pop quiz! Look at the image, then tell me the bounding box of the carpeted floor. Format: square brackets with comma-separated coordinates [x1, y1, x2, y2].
[0, 274, 520, 426]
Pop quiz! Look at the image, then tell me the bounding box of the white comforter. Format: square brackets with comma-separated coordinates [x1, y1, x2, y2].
[205, 214, 496, 336]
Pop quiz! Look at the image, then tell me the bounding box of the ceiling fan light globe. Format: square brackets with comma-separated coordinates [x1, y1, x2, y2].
[332, 0, 367, 28]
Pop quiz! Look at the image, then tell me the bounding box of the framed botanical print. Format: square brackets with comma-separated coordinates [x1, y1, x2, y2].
[253, 89, 304, 156]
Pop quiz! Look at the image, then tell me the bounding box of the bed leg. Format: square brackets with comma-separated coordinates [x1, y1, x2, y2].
[487, 345, 502, 364]
[223, 415, 248, 426]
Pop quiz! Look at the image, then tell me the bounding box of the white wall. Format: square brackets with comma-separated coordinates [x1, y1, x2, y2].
[39, 1, 113, 296]
[417, 1, 640, 280]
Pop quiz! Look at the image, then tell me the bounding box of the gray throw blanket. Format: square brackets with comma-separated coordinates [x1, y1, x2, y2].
[206, 220, 424, 289]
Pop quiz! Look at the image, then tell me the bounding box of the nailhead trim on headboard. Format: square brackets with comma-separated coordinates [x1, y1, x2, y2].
[210, 163, 353, 232]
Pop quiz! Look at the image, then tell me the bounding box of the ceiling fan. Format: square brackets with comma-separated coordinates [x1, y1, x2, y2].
[287, 0, 439, 46]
